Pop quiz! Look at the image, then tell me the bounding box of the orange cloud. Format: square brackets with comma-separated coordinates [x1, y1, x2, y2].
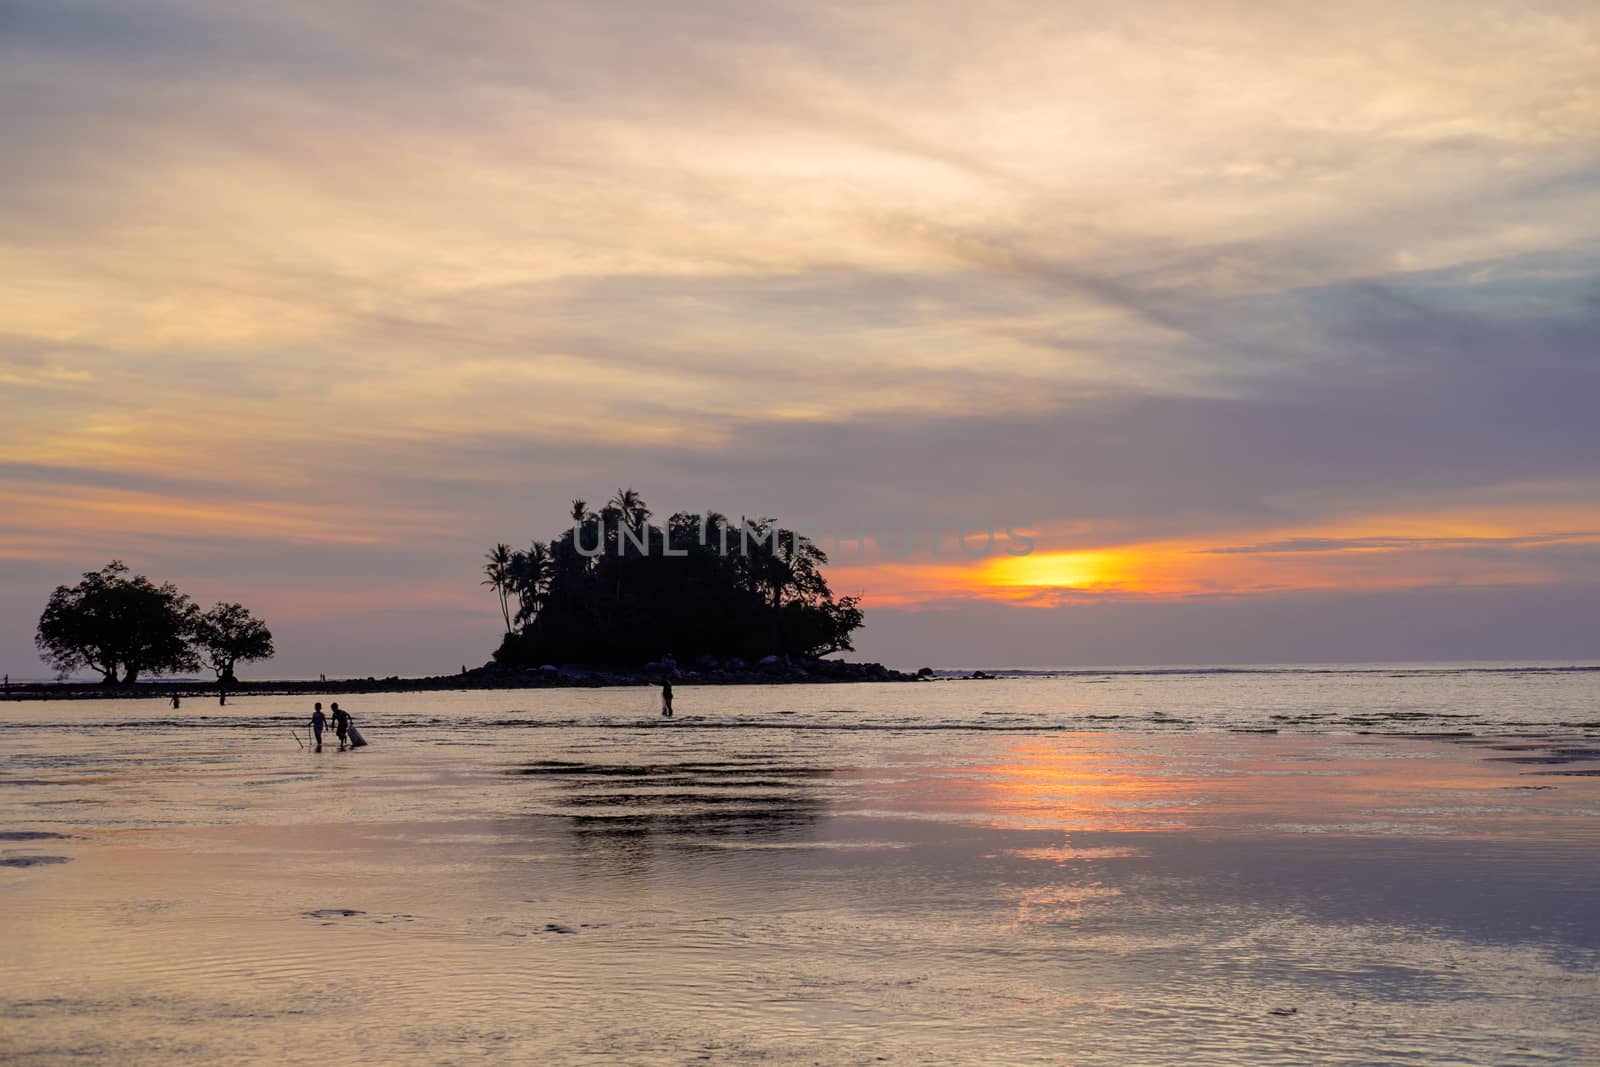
[822, 508, 1600, 610]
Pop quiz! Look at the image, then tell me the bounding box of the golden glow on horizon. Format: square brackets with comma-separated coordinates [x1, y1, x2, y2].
[980, 551, 1125, 591]
[819, 508, 1600, 608]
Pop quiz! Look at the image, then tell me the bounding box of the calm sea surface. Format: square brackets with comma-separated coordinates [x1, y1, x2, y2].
[3, 665, 1599, 1064]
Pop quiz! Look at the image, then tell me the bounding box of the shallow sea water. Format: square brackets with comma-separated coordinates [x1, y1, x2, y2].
[3, 668, 1599, 1064]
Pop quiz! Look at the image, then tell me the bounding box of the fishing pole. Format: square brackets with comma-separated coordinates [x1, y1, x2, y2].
[291, 729, 304, 750]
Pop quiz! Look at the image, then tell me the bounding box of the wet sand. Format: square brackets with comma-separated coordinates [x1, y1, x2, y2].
[3, 688, 1599, 1064]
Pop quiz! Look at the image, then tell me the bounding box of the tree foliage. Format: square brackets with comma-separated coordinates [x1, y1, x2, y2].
[35, 562, 201, 684]
[192, 602, 276, 683]
[35, 562, 275, 684]
[489, 490, 864, 667]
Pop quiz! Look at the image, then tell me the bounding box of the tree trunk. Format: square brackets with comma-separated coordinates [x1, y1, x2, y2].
[770, 583, 786, 653]
[122, 667, 139, 685]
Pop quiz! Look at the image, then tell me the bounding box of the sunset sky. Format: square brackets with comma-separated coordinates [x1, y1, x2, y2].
[3, 1, 1598, 676]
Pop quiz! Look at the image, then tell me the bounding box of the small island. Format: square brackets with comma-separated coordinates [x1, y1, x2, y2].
[471, 490, 917, 688]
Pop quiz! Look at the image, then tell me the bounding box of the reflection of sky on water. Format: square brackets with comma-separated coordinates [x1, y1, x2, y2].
[2, 689, 1599, 1064]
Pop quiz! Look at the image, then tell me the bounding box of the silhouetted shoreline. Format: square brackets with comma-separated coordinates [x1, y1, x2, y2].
[3, 658, 918, 700]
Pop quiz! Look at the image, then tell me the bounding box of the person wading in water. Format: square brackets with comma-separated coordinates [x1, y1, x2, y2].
[661, 679, 674, 718]
[309, 703, 327, 751]
[331, 703, 352, 750]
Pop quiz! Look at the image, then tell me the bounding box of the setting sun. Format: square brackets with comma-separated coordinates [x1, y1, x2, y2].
[981, 551, 1124, 590]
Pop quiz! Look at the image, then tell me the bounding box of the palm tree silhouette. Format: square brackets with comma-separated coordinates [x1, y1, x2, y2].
[611, 489, 647, 529]
[482, 543, 514, 634]
[513, 541, 551, 626]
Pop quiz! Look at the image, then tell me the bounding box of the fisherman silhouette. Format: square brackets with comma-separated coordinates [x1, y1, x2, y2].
[310, 703, 326, 751]
[331, 702, 351, 750]
[661, 679, 674, 717]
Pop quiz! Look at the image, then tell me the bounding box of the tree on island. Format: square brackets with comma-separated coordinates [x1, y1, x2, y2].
[482, 543, 516, 634]
[34, 562, 275, 685]
[487, 490, 863, 668]
[191, 602, 276, 685]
